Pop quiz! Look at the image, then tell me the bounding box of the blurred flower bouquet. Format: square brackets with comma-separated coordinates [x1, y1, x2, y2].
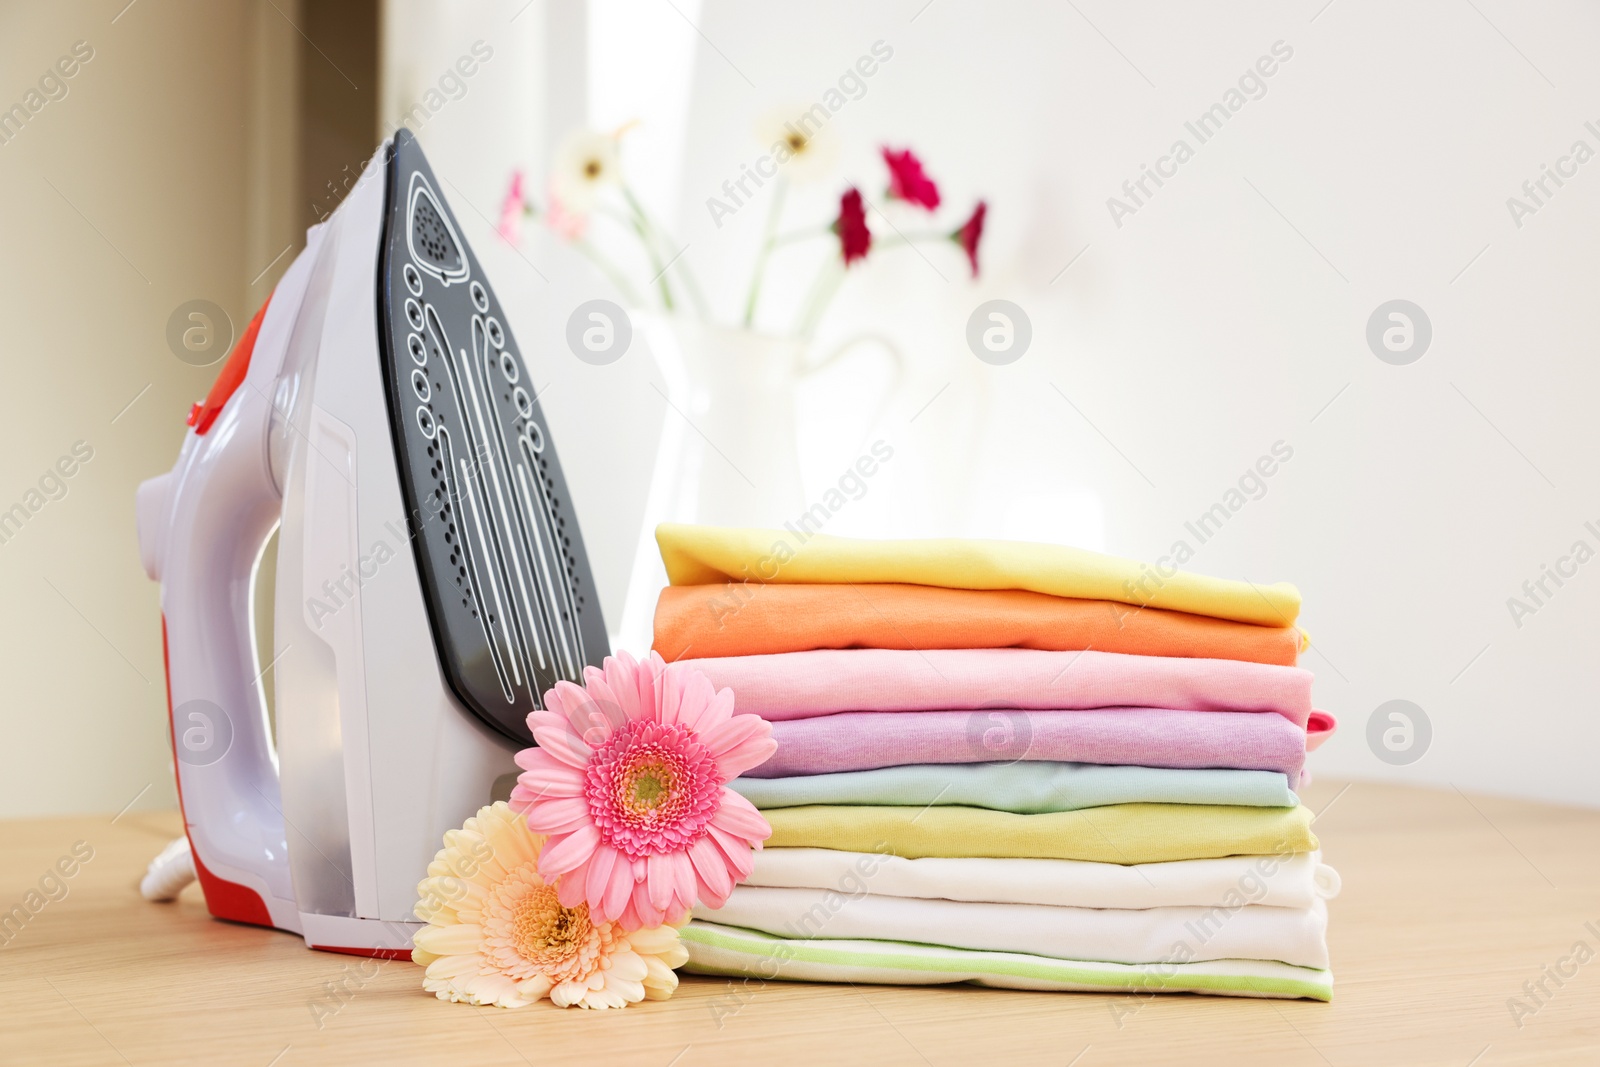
[498, 119, 987, 338]
[498, 117, 990, 624]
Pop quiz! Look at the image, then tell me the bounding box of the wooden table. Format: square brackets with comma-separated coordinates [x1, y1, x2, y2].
[3, 779, 1597, 1066]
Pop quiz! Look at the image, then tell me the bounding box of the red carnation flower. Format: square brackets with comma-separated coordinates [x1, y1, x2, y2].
[952, 200, 986, 278]
[834, 187, 871, 266]
[882, 147, 941, 211]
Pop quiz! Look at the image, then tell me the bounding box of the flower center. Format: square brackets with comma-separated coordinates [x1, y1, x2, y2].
[508, 878, 591, 966]
[630, 766, 669, 808]
[786, 133, 807, 152]
[583, 158, 603, 180]
[584, 720, 723, 860]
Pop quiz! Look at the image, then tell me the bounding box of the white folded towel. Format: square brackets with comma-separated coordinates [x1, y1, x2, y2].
[695, 886, 1330, 969]
[744, 847, 1341, 911]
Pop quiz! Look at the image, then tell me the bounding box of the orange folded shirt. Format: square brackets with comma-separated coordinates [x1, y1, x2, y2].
[653, 583, 1306, 666]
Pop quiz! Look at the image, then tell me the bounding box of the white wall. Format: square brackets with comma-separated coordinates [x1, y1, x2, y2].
[642, 0, 1600, 807]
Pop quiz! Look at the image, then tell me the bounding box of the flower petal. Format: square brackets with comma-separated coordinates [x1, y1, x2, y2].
[555, 857, 592, 909]
[626, 924, 681, 955]
[599, 852, 635, 921]
[602, 973, 645, 1003]
[706, 824, 757, 883]
[654, 666, 684, 728]
[537, 823, 601, 879]
[531, 723, 592, 769]
[630, 884, 665, 928]
[480, 812, 543, 869]
[584, 839, 619, 911]
[699, 713, 775, 778]
[506, 784, 539, 814]
[423, 953, 486, 981]
[605, 946, 650, 984]
[515, 974, 554, 1000]
[717, 734, 778, 781]
[412, 922, 483, 956]
[522, 795, 592, 835]
[463, 971, 523, 1007]
[603, 650, 645, 722]
[691, 682, 737, 735]
[686, 835, 735, 902]
[636, 652, 666, 718]
[512, 743, 562, 773]
[710, 788, 772, 843]
[660, 940, 689, 969]
[642, 957, 680, 999]
[576, 678, 621, 734]
[526, 707, 572, 738]
[670, 669, 719, 731]
[645, 852, 674, 911]
[553, 679, 616, 745]
[512, 761, 584, 799]
[550, 979, 590, 1008]
[668, 851, 698, 912]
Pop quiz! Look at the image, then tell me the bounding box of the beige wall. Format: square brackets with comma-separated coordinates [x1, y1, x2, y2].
[0, 1, 303, 817]
[0, 0, 577, 820]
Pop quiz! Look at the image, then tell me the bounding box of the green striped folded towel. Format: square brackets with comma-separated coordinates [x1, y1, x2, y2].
[682, 921, 1333, 1002]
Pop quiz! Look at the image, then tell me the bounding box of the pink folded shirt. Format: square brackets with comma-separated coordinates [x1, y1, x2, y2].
[744, 708, 1311, 783]
[675, 648, 1316, 727]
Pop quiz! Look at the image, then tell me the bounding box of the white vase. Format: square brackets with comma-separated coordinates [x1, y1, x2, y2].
[616, 315, 904, 649]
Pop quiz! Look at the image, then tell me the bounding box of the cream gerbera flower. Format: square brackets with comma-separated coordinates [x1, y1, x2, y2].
[756, 103, 838, 183]
[550, 129, 622, 213]
[411, 802, 687, 1009]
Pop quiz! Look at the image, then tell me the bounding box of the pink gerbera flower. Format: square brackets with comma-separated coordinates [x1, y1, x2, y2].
[497, 170, 526, 246]
[510, 651, 776, 930]
[882, 146, 941, 211]
[543, 179, 589, 242]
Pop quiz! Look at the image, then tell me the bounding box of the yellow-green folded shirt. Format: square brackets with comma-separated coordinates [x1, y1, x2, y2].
[656, 524, 1301, 627]
[762, 803, 1317, 864]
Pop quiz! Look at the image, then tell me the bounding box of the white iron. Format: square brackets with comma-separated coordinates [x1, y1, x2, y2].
[136, 131, 610, 956]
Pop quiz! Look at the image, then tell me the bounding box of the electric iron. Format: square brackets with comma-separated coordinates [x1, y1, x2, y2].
[136, 129, 609, 956]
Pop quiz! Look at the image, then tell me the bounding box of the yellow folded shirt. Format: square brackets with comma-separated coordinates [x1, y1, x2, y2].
[762, 803, 1317, 864]
[656, 524, 1300, 627]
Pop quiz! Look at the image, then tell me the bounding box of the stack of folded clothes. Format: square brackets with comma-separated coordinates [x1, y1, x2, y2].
[654, 524, 1340, 1001]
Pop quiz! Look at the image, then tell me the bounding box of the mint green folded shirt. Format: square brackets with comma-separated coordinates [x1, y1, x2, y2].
[731, 761, 1296, 814]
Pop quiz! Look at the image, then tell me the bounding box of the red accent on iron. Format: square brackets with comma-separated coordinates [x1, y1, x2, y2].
[189, 844, 275, 928]
[186, 402, 202, 428]
[193, 295, 272, 436]
[160, 615, 277, 929]
[311, 944, 414, 960]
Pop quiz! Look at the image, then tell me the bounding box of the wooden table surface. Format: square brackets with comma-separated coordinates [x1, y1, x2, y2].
[3, 778, 1597, 1066]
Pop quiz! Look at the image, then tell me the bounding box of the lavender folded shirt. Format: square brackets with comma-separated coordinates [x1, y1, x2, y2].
[743, 708, 1308, 784]
[678, 648, 1314, 727]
